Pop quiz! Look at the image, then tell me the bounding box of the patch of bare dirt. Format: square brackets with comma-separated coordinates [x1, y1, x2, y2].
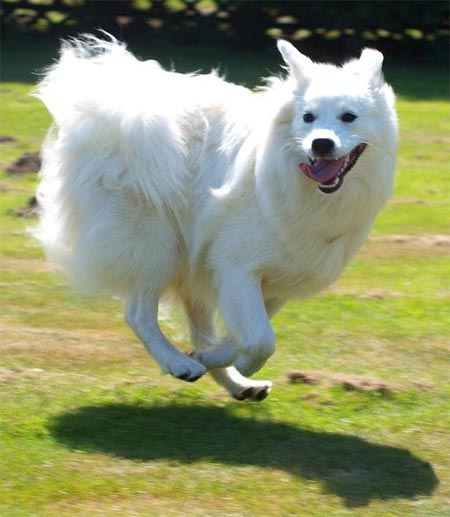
[287, 370, 434, 395]
[0, 135, 17, 143]
[15, 196, 39, 218]
[6, 151, 41, 174]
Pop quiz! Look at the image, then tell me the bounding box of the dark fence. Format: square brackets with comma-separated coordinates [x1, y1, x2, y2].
[1, 0, 449, 61]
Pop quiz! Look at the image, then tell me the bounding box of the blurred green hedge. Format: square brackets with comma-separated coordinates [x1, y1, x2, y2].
[1, 0, 448, 62]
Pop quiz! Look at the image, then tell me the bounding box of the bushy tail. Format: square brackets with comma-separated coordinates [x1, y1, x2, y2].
[35, 33, 188, 212]
[33, 34, 189, 294]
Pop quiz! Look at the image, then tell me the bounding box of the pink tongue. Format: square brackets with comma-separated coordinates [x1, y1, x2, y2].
[299, 157, 345, 184]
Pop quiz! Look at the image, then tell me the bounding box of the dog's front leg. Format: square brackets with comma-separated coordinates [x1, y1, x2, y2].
[126, 292, 206, 382]
[213, 268, 275, 376]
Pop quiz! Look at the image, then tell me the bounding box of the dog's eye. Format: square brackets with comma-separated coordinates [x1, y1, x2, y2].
[341, 112, 357, 123]
[303, 113, 316, 123]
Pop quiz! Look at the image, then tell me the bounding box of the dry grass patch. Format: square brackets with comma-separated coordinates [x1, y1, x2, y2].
[362, 233, 450, 259]
[1, 255, 52, 274]
[0, 323, 139, 368]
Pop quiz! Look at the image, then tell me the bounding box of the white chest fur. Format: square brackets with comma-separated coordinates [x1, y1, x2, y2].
[256, 171, 387, 303]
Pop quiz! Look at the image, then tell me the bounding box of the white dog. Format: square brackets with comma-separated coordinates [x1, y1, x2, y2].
[35, 36, 397, 401]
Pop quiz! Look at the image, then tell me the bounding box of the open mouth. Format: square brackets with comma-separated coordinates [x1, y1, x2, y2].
[299, 144, 367, 194]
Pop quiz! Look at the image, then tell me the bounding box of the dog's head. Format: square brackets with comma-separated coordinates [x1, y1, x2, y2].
[277, 41, 397, 194]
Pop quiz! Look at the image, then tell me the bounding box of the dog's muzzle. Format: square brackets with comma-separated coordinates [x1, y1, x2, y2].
[299, 143, 367, 194]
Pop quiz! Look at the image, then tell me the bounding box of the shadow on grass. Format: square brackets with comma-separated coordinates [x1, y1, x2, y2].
[50, 403, 438, 507]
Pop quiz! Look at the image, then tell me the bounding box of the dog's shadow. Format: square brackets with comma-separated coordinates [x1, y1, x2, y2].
[49, 403, 438, 507]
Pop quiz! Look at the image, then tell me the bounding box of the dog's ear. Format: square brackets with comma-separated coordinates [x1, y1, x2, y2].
[277, 40, 312, 82]
[359, 48, 385, 89]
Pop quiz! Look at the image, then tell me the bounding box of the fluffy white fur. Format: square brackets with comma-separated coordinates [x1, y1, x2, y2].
[35, 36, 397, 400]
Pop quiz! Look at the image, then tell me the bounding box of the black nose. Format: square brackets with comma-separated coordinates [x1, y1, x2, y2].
[312, 138, 335, 156]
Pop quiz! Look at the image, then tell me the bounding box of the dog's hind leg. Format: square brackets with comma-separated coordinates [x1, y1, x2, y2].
[183, 299, 272, 401]
[212, 298, 287, 401]
[183, 297, 238, 369]
[126, 292, 206, 382]
[215, 268, 276, 377]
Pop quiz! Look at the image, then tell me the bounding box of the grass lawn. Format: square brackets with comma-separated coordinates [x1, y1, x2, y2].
[1, 34, 449, 516]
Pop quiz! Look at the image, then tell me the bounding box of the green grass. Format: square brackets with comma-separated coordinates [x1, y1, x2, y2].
[1, 36, 449, 516]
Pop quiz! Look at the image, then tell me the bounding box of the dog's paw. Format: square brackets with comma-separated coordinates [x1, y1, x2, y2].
[167, 355, 207, 383]
[232, 380, 272, 402]
[176, 372, 203, 383]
